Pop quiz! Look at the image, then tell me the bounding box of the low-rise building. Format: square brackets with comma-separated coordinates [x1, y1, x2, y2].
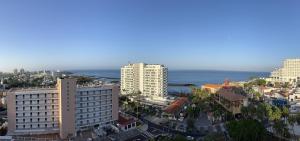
[214, 88, 248, 115]
[201, 84, 223, 94]
[117, 114, 137, 131]
[163, 97, 188, 120]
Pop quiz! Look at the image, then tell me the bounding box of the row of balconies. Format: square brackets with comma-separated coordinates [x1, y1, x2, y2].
[16, 117, 59, 123]
[76, 100, 112, 107]
[16, 111, 59, 117]
[76, 115, 112, 122]
[16, 105, 59, 111]
[16, 94, 58, 100]
[76, 116, 113, 127]
[76, 96, 112, 102]
[77, 90, 112, 96]
[76, 106, 112, 114]
[16, 123, 59, 130]
[16, 99, 59, 105]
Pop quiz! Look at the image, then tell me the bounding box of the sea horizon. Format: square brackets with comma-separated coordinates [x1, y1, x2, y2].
[70, 69, 270, 93]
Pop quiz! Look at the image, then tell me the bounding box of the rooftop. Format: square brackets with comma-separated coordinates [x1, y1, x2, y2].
[202, 84, 223, 89]
[118, 115, 136, 126]
[164, 97, 188, 114]
[218, 89, 246, 101]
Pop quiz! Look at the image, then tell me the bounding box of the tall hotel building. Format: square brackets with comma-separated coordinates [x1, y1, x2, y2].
[7, 78, 119, 139]
[270, 59, 300, 83]
[121, 63, 168, 100]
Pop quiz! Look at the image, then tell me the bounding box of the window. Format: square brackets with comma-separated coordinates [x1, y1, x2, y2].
[45, 124, 47, 128]
[38, 124, 40, 128]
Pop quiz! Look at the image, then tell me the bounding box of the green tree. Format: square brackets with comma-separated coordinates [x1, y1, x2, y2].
[282, 106, 289, 119]
[227, 120, 267, 141]
[203, 133, 225, 141]
[273, 120, 290, 138]
[255, 79, 267, 86]
[265, 104, 282, 122]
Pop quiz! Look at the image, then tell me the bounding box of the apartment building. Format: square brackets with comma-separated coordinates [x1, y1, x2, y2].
[7, 78, 119, 139]
[270, 59, 300, 84]
[121, 63, 168, 100]
[75, 86, 119, 130]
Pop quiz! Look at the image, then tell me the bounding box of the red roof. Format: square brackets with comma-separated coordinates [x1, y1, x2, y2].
[164, 97, 188, 114]
[118, 115, 135, 126]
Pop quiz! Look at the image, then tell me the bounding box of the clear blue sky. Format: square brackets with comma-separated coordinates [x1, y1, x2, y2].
[0, 0, 299, 72]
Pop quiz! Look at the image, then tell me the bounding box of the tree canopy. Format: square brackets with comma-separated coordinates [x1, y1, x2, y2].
[227, 119, 267, 141]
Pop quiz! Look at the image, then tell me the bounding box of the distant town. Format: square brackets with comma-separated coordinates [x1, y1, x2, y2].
[0, 59, 300, 141]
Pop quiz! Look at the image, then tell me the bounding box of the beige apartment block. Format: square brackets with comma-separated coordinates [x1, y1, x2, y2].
[7, 78, 119, 139]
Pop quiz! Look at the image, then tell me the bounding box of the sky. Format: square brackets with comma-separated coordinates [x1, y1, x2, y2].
[0, 0, 299, 72]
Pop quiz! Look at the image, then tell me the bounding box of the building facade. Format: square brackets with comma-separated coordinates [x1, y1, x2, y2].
[270, 59, 300, 84]
[7, 78, 119, 139]
[121, 63, 168, 100]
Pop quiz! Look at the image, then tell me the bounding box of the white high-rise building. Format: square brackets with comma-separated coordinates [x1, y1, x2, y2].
[270, 59, 300, 83]
[121, 63, 168, 100]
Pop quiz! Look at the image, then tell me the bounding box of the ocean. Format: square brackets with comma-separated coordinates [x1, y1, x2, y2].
[70, 70, 269, 94]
